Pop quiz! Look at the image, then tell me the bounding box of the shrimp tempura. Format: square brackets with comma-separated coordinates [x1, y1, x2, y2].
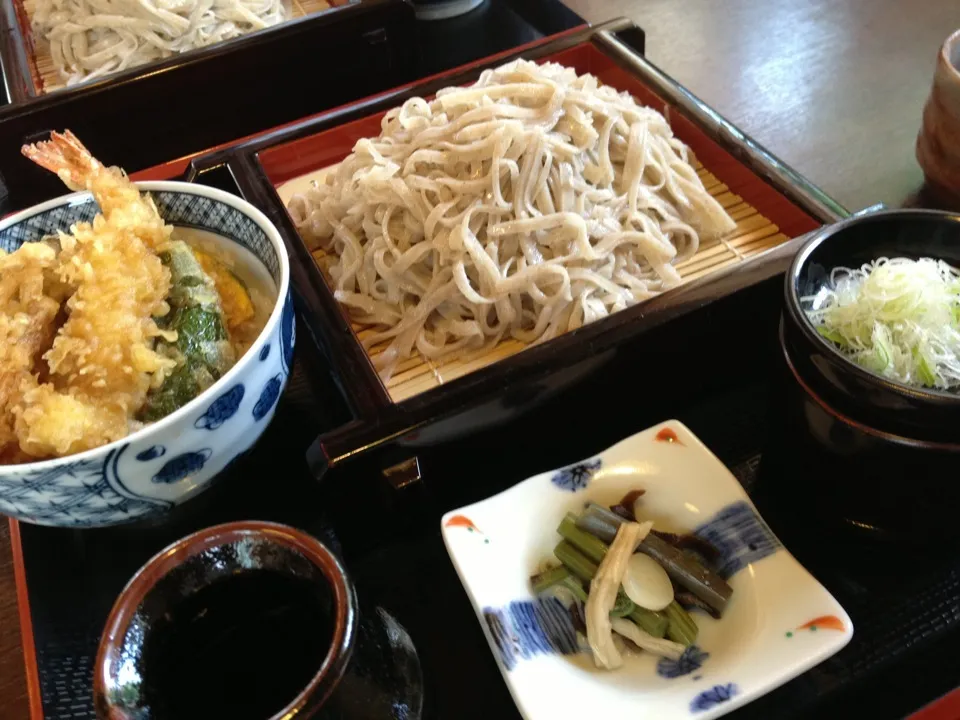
[7, 131, 177, 457]
[22, 130, 170, 251]
[0, 243, 62, 453]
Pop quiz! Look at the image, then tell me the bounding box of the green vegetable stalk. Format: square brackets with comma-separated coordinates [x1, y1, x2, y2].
[139, 241, 236, 422]
[554, 540, 598, 583]
[531, 565, 571, 595]
[558, 514, 609, 563]
[664, 600, 698, 646]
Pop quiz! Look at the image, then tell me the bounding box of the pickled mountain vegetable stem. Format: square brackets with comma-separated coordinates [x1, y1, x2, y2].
[558, 514, 610, 564]
[642, 534, 731, 616]
[610, 617, 685, 661]
[553, 541, 668, 637]
[610, 592, 636, 618]
[531, 565, 572, 594]
[577, 502, 732, 615]
[575, 504, 623, 542]
[554, 541, 599, 583]
[533, 560, 635, 620]
[139, 241, 236, 422]
[627, 602, 669, 638]
[664, 601, 698, 646]
[586, 521, 653, 669]
[561, 576, 590, 604]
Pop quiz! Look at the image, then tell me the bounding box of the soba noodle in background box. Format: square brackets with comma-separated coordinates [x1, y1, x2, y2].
[288, 60, 736, 381]
[29, 0, 289, 86]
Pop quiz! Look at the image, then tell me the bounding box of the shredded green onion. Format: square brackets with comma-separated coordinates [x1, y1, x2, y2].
[804, 257, 960, 389]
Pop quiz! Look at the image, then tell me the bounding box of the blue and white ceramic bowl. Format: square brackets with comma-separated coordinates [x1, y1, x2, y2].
[0, 181, 293, 527]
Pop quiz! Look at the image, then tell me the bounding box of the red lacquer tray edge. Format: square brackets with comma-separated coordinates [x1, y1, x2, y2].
[10, 518, 43, 720]
[908, 688, 960, 720]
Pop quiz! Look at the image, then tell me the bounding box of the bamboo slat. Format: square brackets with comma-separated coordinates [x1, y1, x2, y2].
[281, 158, 790, 404]
[20, 0, 331, 95]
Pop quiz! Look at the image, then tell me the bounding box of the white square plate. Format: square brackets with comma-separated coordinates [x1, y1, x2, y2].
[441, 420, 853, 720]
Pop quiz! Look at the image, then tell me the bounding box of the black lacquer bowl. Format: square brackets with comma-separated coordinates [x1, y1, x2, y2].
[772, 322, 960, 542]
[783, 208, 960, 438]
[94, 521, 423, 719]
[775, 210, 960, 541]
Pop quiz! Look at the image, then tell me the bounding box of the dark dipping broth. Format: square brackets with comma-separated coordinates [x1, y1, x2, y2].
[140, 569, 333, 720]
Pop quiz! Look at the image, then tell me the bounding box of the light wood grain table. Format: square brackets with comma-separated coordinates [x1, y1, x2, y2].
[0, 1, 958, 717]
[565, 0, 960, 212]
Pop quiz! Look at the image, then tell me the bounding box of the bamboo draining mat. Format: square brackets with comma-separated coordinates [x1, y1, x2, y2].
[276, 158, 789, 404]
[20, 0, 331, 95]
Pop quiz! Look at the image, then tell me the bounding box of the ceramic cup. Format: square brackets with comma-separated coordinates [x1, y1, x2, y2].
[917, 29, 960, 207]
[94, 521, 424, 719]
[410, 0, 486, 20]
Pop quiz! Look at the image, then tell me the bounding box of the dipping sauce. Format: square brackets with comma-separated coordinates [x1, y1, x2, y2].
[140, 569, 333, 720]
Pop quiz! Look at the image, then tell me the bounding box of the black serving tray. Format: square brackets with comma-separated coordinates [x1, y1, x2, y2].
[11, 13, 960, 720]
[14, 259, 960, 720]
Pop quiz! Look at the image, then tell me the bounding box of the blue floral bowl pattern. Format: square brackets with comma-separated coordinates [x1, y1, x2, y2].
[0, 181, 292, 527]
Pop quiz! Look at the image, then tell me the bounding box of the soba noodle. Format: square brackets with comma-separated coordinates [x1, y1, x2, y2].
[31, 0, 288, 86]
[288, 60, 737, 380]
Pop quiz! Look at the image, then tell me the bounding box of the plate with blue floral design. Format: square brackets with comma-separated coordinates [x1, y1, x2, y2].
[441, 420, 853, 720]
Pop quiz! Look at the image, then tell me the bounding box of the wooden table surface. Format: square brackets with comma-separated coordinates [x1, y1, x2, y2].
[1, 1, 959, 718]
[566, 0, 960, 213]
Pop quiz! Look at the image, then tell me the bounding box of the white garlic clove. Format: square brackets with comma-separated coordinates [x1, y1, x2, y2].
[621, 553, 674, 611]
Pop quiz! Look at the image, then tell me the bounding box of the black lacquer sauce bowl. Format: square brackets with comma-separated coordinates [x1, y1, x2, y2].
[783, 208, 960, 439]
[94, 521, 356, 720]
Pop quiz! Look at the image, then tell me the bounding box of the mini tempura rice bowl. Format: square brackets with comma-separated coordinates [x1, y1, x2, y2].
[0, 182, 292, 527]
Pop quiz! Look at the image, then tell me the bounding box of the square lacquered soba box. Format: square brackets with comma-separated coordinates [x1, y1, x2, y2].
[210, 23, 845, 474]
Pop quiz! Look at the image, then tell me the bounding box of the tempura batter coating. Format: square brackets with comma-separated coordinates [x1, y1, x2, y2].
[23, 130, 170, 251]
[0, 243, 62, 450]
[6, 131, 177, 457]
